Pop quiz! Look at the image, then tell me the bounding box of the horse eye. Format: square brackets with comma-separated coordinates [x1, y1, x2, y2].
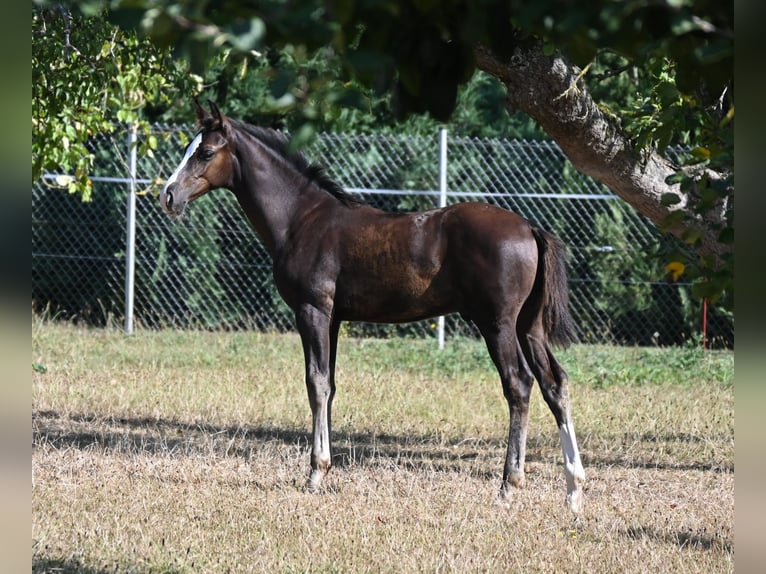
[200, 148, 216, 161]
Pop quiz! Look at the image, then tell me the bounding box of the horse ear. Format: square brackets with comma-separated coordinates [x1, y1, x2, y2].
[193, 98, 210, 124]
[208, 99, 226, 130]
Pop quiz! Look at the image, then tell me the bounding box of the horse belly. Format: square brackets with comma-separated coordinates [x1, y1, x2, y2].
[334, 262, 456, 323]
[331, 209, 465, 322]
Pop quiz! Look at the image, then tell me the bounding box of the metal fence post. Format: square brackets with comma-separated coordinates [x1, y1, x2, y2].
[124, 124, 138, 334]
[437, 127, 448, 350]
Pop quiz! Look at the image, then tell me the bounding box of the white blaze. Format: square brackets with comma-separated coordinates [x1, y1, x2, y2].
[163, 133, 203, 193]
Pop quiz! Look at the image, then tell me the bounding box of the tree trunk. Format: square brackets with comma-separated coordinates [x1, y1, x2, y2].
[473, 43, 730, 263]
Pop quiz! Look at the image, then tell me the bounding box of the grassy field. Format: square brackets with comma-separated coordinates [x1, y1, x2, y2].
[32, 321, 734, 573]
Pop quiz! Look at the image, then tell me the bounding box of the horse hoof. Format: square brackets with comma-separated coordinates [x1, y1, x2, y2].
[493, 484, 513, 509]
[566, 489, 584, 513]
[306, 471, 325, 493]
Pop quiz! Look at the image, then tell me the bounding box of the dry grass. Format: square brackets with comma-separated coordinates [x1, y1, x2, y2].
[32, 322, 733, 573]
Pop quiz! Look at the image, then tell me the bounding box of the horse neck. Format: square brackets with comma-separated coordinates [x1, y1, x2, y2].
[230, 131, 328, 256]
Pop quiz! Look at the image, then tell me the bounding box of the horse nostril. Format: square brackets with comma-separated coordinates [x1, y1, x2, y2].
[165, 190, 174, 209]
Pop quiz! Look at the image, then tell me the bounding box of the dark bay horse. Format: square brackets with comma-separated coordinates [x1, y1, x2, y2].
[160, 100, 586, 512]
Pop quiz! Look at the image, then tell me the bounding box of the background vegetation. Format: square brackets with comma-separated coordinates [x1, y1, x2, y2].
[32, 129, 733, 346]
[32, 1, 734, 331]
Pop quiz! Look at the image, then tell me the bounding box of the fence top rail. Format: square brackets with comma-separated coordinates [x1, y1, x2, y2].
[42, 174, 155, 185]
[346, 188, 619, 200]
[41, 174, 620, 202]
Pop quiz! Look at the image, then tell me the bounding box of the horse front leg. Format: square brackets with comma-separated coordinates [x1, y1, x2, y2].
[296, 304, 338, 491]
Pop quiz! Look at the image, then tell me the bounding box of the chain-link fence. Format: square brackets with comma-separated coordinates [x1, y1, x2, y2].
[32, 124, 733, 348]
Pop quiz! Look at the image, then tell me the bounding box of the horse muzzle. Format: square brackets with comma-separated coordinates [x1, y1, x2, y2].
[160, 183, 186, 217]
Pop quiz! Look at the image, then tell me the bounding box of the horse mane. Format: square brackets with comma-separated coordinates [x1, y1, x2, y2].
[229, 120, 365, 208]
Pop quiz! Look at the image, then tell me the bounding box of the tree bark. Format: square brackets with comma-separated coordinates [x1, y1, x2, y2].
[474, 43, 730, 263]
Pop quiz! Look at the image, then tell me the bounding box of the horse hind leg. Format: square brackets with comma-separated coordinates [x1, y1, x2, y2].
[520, 327, 585, 513]
[478, 319, 535, 507]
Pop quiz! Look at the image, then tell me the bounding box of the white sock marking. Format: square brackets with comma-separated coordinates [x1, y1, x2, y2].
[559, 421, 584, 485]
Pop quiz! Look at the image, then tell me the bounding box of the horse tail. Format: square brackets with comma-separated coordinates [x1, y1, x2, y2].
[529, 226, 577, 347]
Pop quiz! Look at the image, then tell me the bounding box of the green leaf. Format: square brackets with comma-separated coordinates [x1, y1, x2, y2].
[664, 171, 686, 185]
[690, 146, 711, 161]
[691, 278, 727, 304]
[654, 123, 674, 152]
[681, 227, 702, 246]
[719, 105, 734, 128]
[661, 210, 686, 230]
[656, 81, 680, 108]
[660, 193, 682, 206]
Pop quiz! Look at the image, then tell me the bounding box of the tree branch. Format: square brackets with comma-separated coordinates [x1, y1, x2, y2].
[590, 63, 632, 82]
[473, 42, 731, 263]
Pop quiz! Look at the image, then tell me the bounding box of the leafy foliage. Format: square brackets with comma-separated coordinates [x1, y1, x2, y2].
[33, 0, 733, 304]
[35, 0, 733, 191]
[32, 2, 192, 198]
[587, 204, 703, 345]
[67, 1, 731, 148]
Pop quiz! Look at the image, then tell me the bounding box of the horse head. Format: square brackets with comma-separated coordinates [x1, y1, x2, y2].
[160, 99, 239, 217]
